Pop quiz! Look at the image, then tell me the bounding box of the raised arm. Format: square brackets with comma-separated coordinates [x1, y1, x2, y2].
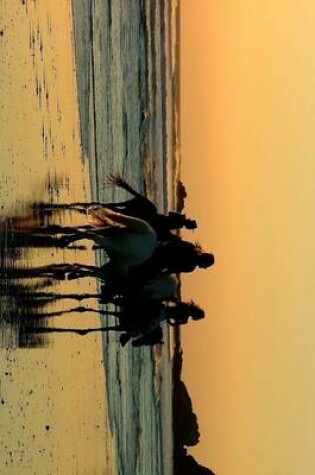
[106, 173, 155, 206]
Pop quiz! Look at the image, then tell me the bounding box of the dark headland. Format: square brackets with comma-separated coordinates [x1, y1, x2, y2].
[172, 336, 216, 475]
[172, 180, 216, 475]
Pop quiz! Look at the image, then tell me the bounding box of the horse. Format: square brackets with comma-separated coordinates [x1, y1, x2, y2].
[25, 300, 204, 346]
[3, 207, 158, 278]
[32, 174, 197, 240]
[1, 264, 179, 305]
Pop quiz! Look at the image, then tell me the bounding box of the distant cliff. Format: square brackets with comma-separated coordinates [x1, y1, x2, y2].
[172, 349, 216, 475]
[176, 180, 187, 212]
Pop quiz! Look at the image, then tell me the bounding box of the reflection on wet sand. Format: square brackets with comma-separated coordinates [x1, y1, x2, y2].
[0, 197, 116, 472]
[0, 1, 115, 472]
[1, 203, 98, 347]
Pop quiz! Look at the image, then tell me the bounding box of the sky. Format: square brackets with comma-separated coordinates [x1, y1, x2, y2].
[181, 1, 315, 474]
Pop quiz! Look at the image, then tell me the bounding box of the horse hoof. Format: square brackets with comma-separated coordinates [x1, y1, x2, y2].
[67, 272, 80, 280]
[58, 237, 70, 248]
[120, 334, 130, 346]
[55, 272, 66, 280]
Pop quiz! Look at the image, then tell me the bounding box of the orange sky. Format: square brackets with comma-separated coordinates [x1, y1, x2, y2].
[181, 1, 315, 473]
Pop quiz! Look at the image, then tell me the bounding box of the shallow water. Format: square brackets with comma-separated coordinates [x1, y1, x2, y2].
[72, 1, 179, 474]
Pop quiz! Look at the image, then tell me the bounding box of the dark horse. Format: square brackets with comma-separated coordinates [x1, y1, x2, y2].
[25, 300, 205, 347]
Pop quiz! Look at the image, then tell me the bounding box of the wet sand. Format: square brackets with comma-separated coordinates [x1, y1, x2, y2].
[0, 1, 115, 473]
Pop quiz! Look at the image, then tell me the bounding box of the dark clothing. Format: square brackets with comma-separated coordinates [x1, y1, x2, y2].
[131, 241, 198, 280]
[107, 198, 186, 241]
[106, 196, 157, 220]
[118, 301, 165, 332]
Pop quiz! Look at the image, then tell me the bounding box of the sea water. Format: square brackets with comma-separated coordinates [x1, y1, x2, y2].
[71, 1, 180, 473]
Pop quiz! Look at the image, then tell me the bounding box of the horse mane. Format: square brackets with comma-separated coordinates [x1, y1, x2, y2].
[193, 242, 202, 253]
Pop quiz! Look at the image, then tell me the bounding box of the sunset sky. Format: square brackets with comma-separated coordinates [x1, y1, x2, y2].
[181, 1, 315, 473]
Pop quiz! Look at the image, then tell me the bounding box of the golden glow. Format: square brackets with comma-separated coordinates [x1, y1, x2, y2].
[0, 2, 115, 473]
[181, 1, 315, 473]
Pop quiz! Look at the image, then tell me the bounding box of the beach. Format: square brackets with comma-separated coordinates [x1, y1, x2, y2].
[0, 1, 179, 473]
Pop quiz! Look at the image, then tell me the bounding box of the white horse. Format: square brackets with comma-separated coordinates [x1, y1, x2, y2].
[62, 207, 157, 277]
[6, 207, 157, 278]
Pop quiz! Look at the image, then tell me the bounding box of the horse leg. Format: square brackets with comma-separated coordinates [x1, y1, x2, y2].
[0, 264, 89, 280]
[58, 229, 89, 247]
[33, 202, 102, 211]
[21, 292, 101, 301]
[26, 324, 122, 335]
[0, 265, 66, 280]
[32, 306, 121, 319]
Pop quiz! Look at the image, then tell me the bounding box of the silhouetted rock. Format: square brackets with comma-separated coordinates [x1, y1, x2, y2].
[174, 379, 200, 447]
[172, 349, 216, 474]
[176, 180, 187, 212]
[174, 447, 216, 475]
[173, 349, 200, 449]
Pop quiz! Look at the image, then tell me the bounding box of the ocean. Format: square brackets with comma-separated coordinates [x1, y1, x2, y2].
[71, 1, 180, 473]
[0, 0, 180, 473]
